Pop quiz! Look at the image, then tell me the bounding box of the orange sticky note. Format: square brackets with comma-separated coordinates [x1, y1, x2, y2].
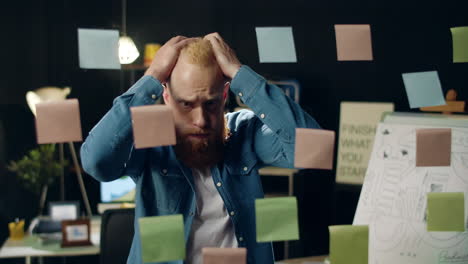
[35, 99, 83, 144]
[416, 128, 451, 166]
[130, 105, 176, 149]
[294, 128, 335, 170]
[202, 248, 247, 264]
[334, 24, 373, 61]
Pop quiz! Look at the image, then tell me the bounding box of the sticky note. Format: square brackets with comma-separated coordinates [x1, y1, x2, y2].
[334, 24, 373, 61]
[294, 128, 335, 170]
[78, 28, 120, 70]
[139, 214, 185, 263]
[35, 99, 83, 144]
[416, 128, 451, 166]
[450, 27, 468, 63]
[255, 27, 297, 63]
[427, 192, 465, 232]
[202, 248, 247, 264]
[329, 225, 368, 264]
[130, 105, 176, 149]
[255, 197, 299, 242]
[402, 71, 446, 109]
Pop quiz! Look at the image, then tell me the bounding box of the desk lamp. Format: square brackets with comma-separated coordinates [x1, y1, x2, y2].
[26, 87, 92, 218]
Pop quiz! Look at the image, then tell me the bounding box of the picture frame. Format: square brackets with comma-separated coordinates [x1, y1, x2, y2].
[49, 201, 80, 221]
[61, 219, 92, 247]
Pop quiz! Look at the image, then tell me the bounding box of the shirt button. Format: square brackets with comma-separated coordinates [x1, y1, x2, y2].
[151, 94, 157, 99]
[260, 113, 265, 119]
[230, 211, 235, 216]
[239, 237, 244, 242]
[216, 182, 222, 187]
[243, 167, 248, 172]
[238, 92, 243, 97]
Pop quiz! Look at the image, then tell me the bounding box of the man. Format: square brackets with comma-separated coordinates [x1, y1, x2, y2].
[81, 33, 320, 264]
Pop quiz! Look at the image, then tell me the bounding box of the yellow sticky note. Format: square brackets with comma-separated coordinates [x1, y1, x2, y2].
[255, 197, 299, 242]
[427, 192, 465, 232]
[451, 27, 468, 63]
[329, 225, 368, 264]
[139, 215, 185, 263]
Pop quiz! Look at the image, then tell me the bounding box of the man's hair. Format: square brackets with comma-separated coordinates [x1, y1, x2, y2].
[180, 38, 216, 66]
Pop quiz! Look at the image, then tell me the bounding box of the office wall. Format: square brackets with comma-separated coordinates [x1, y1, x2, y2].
[0, 0, 467, 259]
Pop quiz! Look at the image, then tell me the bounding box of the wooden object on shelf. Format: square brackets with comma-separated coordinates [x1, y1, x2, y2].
[420, 89, 465, 114]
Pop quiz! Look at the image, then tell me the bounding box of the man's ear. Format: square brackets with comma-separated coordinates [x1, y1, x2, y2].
[162, 83, 170, 105]
[223, 81, 230, 103]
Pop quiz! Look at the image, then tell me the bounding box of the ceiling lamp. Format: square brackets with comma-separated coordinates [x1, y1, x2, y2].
[119, 0, 139, 64]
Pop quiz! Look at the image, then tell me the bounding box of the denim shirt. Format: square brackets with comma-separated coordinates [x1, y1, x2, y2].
[80, 65, 320, 264]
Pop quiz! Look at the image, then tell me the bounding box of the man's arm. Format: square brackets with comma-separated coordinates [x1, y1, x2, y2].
[80, 76, 163, 182]
[231, 66, 320, 168]
[205, 32, 320, 168]
[80, 36, 196, 182]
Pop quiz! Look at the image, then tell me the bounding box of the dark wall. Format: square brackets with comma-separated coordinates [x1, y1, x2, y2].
[1, 0, 467, 260]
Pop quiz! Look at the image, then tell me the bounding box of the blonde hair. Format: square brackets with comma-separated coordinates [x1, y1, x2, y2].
[180, 38, 216, 66]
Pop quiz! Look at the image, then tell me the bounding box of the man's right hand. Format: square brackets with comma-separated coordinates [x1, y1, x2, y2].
[144, 36, 195, 83]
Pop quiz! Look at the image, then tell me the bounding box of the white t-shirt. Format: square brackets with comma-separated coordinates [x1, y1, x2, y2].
[186, 167, 238, 264]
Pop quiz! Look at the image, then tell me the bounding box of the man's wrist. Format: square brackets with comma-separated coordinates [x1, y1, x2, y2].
[229, 64, 242, 80]
[144, 68, 164, 83]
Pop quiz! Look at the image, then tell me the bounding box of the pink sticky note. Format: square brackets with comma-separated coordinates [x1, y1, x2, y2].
[334, 24, 373, 61]
[294, 128, 335, 170]
[35, 99, 83, 144]
[130, 105, 176, 149]
[416, 128, 451, 167]
[202, 248, 247, 264]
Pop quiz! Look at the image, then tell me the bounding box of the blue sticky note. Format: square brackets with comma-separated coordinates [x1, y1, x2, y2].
[255, 27, 297, 63]
[402, 71, 446, 109]
[78, 28, 121, 70]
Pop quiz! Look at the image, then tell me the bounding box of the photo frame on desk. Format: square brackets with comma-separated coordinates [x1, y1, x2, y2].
[61, 219, 92, 247]
[49, 201, 80, 221]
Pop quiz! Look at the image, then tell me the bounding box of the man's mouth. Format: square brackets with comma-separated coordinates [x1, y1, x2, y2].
[188, 133, 210, 139]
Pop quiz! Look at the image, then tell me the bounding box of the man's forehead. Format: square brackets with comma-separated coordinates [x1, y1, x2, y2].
[169, 60, 225, 101]
[169, 83, 224, 102]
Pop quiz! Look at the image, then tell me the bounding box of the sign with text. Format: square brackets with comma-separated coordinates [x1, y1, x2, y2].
[336, 102, 394, 184]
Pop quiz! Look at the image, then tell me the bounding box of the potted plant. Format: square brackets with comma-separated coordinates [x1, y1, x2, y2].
[7, 144, 68, 215]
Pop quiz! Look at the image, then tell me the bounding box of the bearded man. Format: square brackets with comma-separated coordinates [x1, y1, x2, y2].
[81, 33, 320, 264]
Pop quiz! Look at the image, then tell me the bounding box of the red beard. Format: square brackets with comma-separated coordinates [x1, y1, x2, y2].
[174, 127, 225, 169]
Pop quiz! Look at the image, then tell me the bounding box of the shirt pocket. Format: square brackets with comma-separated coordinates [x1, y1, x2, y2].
[153, 167, 189, 213]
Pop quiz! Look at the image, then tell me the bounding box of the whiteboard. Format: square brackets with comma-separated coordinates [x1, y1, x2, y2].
[353, 123, 468, 264]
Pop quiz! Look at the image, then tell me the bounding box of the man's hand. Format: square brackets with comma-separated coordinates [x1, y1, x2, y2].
[144, 36, 195, 82]
[204, 33, 242, 79]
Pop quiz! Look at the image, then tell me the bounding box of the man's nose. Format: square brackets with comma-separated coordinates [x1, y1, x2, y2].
[192, 107, 208, 129]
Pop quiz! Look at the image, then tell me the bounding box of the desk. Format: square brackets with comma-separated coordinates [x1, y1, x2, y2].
[279, 255, 328, 263]
[0, 217, 100, 264]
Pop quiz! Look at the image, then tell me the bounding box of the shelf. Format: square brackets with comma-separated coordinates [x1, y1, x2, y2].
[264, 192, 290, 198]
[122, 64, 148, 71]
[259, 167, 298, 177]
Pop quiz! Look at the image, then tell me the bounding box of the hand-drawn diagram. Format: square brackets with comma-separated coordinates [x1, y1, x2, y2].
[354, 123, 468, 264]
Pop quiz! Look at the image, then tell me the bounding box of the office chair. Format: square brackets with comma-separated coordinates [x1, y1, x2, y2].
[100, 208, 135, 264]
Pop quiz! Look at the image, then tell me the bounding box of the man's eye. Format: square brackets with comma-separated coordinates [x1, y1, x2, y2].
[205, 100, 218, 108]
[181, 101, 191, 108]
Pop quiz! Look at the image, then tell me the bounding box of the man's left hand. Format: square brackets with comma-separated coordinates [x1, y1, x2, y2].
[204, 33, 242, 79]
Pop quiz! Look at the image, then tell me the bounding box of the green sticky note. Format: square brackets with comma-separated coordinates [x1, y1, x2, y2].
[138, 214, 185, 263]
[451, 27, 468, 63]
[329, 225, 368, 264]
[255, 197, 299, 242]
[427, 192, 465, 232]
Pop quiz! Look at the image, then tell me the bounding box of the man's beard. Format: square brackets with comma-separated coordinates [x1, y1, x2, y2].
[174, 125, 227, 169]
